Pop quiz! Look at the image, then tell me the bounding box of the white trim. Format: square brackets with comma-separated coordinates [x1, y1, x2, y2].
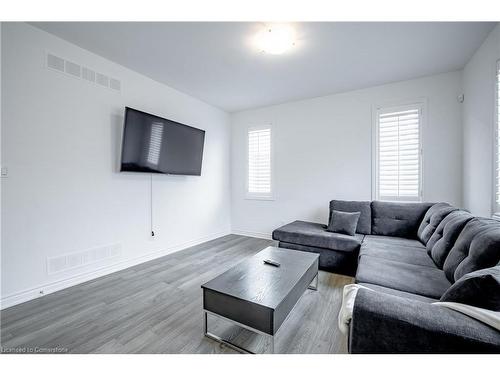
[232, 229, 273, 240]
[246, 124, 275, 201]
[372, 99, 426, 202]
[244, 195, 275, 201]
[492, 59, 500, 216]
[0, 230, 230, 310]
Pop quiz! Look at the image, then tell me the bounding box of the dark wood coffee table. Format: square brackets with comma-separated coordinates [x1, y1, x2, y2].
[201, 246, 319, 354]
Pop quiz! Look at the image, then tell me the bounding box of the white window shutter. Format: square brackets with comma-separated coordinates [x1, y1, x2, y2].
[495, 61, 500, 213]
[248, 127, 272, 197]
[377, 106, 422, 201]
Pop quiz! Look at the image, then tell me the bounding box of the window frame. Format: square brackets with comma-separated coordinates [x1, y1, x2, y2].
[245, 124, 275, 201]
[493, 59, 500, 217]
[373, 101, 425, 202]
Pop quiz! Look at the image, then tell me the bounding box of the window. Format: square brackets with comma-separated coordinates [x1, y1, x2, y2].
[247, 125, 272, 199]
[494, 61, 500, 215]
[375, 104, 422, 201]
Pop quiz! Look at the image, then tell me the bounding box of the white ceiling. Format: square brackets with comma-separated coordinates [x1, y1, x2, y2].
[32, 22, 496, 112]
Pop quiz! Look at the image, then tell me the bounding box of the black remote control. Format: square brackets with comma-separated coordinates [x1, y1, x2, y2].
[263, 259, 281, 267]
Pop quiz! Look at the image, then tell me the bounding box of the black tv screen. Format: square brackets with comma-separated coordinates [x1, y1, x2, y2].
[120, 107, 205, 176]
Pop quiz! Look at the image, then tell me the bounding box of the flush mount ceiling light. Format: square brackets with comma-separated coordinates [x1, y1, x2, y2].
[254, 24, 296, 55]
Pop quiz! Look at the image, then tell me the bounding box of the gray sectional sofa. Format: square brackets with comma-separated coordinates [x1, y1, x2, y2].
[272, 200, 500, 353]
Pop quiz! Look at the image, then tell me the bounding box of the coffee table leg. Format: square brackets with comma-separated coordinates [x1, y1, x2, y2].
[308, 273, 319, 291]
[203, 310, 274, 354]
[203, 310, 208, 335]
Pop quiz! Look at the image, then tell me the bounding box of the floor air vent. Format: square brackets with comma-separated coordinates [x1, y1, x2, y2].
[47, 243, 122, 275]
[46, 52, 121, 92]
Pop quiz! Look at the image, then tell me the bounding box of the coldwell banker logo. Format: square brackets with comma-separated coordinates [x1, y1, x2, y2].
[1, 346, 68, 353]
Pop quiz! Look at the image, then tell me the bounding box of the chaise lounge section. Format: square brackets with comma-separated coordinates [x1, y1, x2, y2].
[272, 200, 500, 353]
[272, 220, 363, 276]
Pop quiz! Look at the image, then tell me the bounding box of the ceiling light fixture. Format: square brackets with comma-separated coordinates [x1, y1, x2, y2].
[254, 24, 296, 55]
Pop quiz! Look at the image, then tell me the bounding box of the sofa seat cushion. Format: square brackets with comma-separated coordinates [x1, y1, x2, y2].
[444, 218, 500, 282]
[357, 283, 438, 303]
[360, 243, 436, 268]
[371, 201, 433, 238]
[362, 235, 425, 249]
[417, 203, 457, 245]
[329, 200, 371, 234]
[356, 256, 451, 299]
[272, 220, 363, 252]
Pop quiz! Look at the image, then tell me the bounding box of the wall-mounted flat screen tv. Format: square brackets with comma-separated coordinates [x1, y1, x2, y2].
[120, 107, 205, 176]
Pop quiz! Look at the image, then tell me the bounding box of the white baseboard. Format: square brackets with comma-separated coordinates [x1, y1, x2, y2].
[0, 230, 230, 310]
[232, 229, 273, 240]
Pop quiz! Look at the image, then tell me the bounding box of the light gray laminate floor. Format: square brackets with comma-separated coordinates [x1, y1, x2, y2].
[0, 235, 353, 354]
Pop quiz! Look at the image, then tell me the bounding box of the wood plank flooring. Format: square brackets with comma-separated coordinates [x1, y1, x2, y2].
[0, 235, 353, 354]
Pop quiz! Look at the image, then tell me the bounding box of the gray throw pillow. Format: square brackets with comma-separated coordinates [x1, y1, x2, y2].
[327, 210, 360, 236]
[440, 266, 500, 310]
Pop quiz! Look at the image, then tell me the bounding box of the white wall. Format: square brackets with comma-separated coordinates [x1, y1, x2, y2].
[1, 23, 232, 307]
[0, 23, 3, 302]
[462, 24, 500, 217]
[231, 71, 463, 238]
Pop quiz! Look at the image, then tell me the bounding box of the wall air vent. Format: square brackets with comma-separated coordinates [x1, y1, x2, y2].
[82, 67, 96, 83]
[65, 60, 81, 78]
[96, 72, 109, 88]
[46, 52, 121, 93]
[109, 78, 121, 91]
[47, 53, 65, 72]
[47, 243, 122, 275]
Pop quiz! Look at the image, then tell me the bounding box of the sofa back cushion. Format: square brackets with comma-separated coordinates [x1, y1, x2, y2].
[440, 266, 500, 310]
[417, 203, 457, 245]
[329, 200, 371, 234]
[426, 210, 474, 268]
[443, 218, 500, 282]
[371, 201, 433, 239]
